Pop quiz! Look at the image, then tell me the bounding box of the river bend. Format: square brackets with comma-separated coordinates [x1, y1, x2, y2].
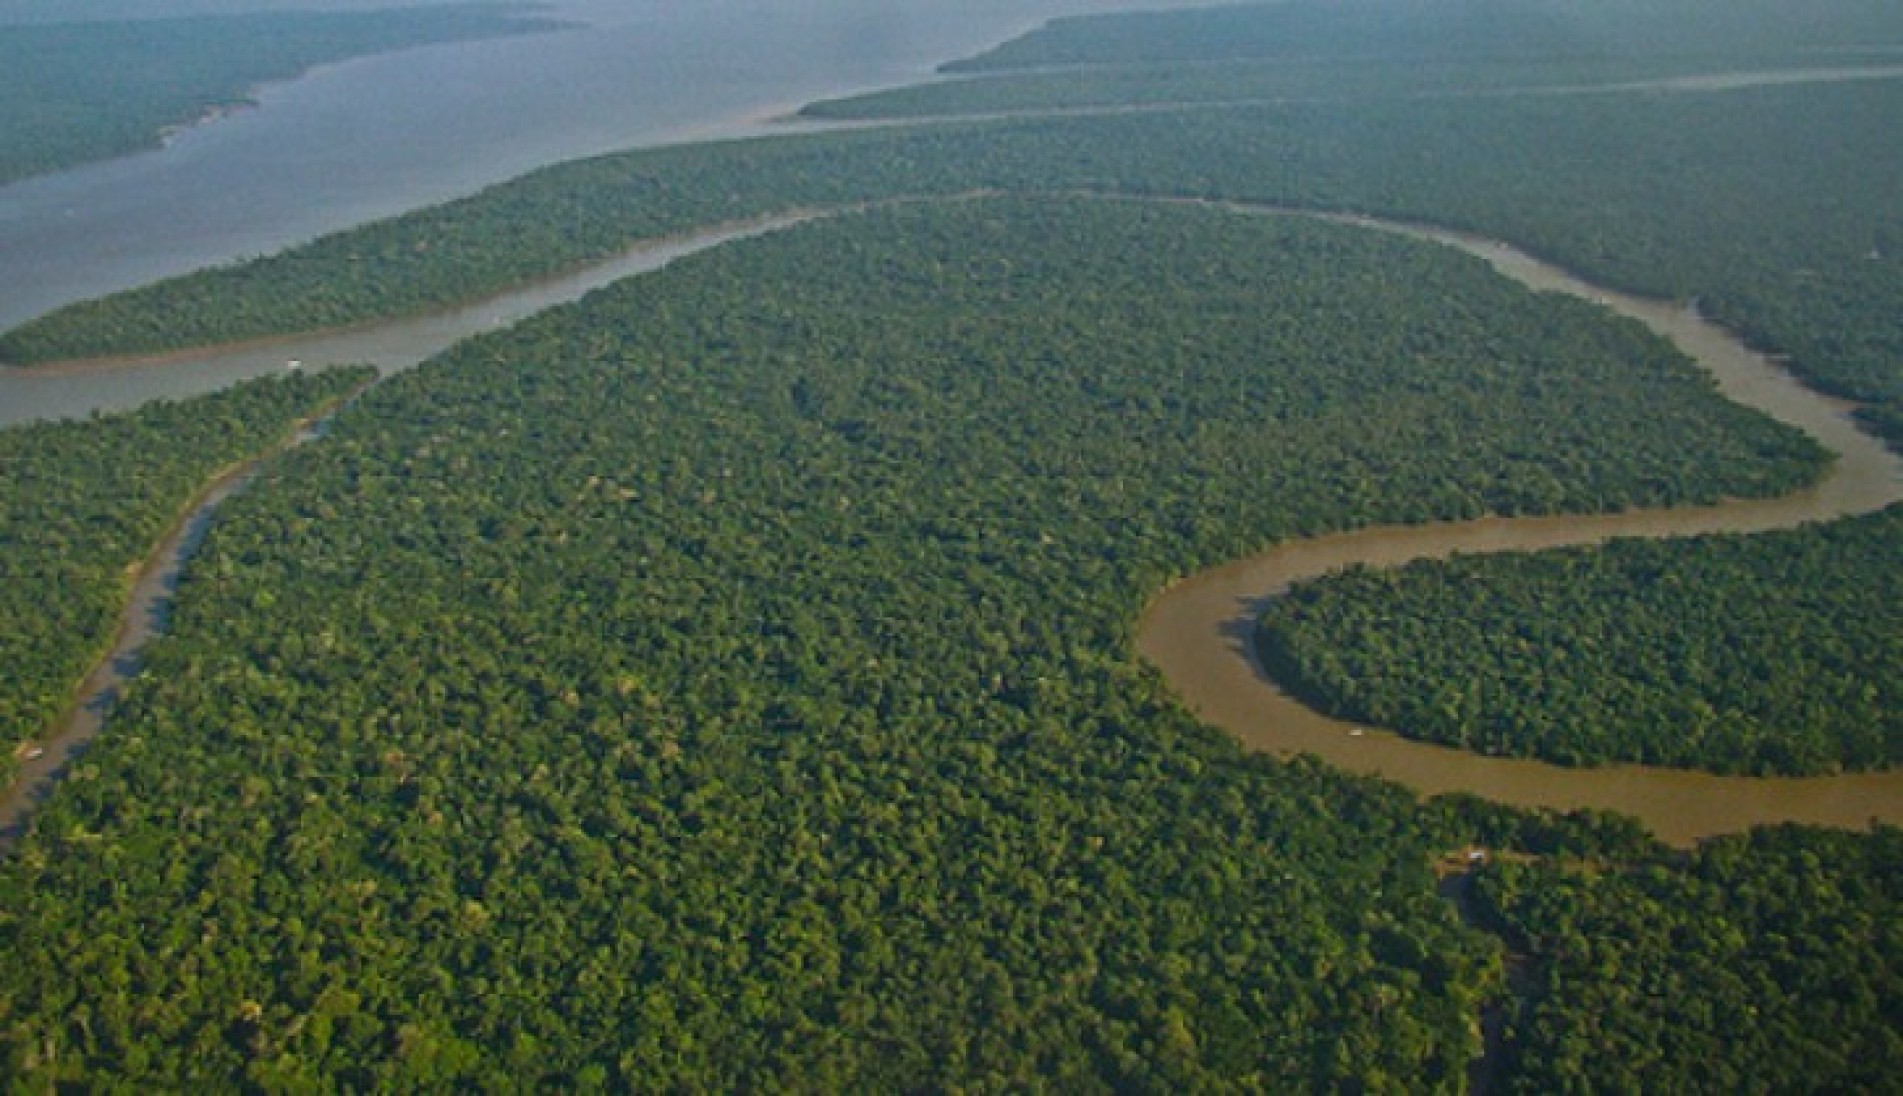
[1139, 210, 1903, 846]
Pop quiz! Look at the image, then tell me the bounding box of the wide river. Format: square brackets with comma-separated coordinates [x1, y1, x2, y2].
[0, 1, 1203, 339]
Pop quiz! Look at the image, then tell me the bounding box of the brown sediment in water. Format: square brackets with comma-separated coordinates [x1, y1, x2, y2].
[1138, 210, 1903, 848]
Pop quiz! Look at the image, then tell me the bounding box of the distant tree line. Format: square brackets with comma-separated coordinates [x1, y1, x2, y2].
[7, 76, 1897, 456]
[0, 5, 561, 185]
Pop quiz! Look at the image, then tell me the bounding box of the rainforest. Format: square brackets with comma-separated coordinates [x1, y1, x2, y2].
[1, 0, 1898, 1089]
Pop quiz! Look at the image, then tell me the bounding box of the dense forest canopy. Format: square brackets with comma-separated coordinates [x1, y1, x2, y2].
[0, 367, 372, 787]
[0, 198, 1864, 1087]
[0, 3, 560, 184]
[1472, 825, 1903, 1092]
[799, 51, 1892, 121]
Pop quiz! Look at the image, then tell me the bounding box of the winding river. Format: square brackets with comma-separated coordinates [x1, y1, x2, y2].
[3, 199, 1899, 850]
[1140, 210, 1903, 847]
[0, 394, 362, 850]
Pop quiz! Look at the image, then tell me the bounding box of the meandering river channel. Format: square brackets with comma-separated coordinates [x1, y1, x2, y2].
[3, 199, 1899, 850]
[1140, 210, 1903, 846]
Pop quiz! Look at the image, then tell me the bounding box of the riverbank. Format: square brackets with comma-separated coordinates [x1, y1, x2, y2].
[0, 216, 816, 426]
[0, 1, 1157, 334]
[0, 378, 373, 854]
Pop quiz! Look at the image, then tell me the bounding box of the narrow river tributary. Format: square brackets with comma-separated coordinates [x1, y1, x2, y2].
[0, 217, 814, 849]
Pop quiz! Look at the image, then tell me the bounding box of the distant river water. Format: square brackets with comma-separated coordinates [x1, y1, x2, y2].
[0, 1, 1185, 361]
[5, 5, 1899, 424]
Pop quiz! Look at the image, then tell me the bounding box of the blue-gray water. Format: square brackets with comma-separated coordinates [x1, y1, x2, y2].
[0, 2, 1187, 344]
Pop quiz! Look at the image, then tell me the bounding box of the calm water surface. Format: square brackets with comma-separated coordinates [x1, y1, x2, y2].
[0, 1, 1192, 336]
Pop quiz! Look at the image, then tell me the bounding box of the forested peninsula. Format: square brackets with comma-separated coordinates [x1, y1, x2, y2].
[0, 4, 561, 185]
[1259, 506, 1903, 775]
[0, 367, 373, 788]
[2, 0, 1899, 1089]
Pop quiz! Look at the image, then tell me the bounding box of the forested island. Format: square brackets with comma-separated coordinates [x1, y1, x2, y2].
[941, 0, 1903, 70]
[808, 0, 1903, 120]
[2, 0, 1899, 1088]
[0, 3, 560, 184]
[0, 367, 373, 788]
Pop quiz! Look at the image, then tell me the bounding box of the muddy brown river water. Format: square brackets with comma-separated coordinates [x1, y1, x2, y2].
[1139, 210, 1903, 846]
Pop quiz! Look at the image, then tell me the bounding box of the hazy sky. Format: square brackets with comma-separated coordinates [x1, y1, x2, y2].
[0, 0, 1221, 25]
